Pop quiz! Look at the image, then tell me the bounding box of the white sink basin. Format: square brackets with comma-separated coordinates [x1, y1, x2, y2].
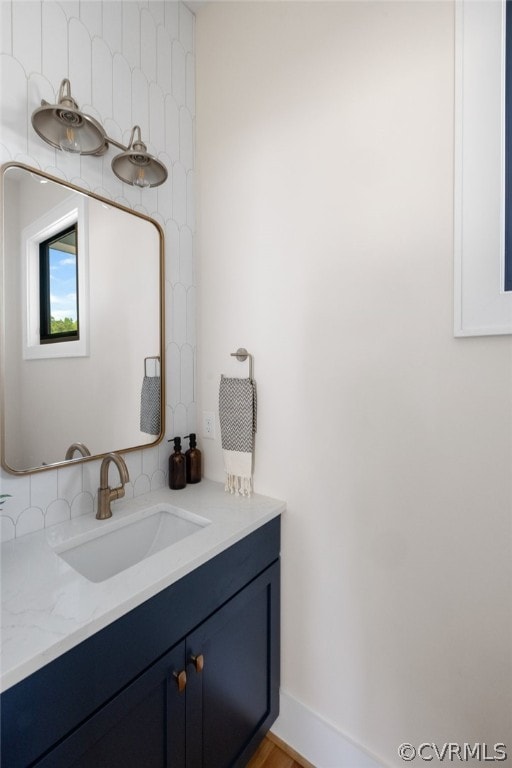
[54, 505, 211, 583]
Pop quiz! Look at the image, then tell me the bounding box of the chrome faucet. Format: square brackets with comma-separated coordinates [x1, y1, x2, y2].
[96, 453, 130, 520]
[65, 442, 91, 460]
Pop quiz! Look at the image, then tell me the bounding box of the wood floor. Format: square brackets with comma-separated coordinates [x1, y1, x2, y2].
[246, 734, 314, 768]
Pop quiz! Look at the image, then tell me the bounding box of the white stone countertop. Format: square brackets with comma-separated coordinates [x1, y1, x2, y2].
[0, 480, 285, 693]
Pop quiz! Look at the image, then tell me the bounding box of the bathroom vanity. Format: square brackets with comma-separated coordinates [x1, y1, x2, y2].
[0, 481, 284, 768]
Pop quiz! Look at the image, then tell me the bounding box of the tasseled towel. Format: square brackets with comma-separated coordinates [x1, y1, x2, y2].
[219, 375, 257, 496]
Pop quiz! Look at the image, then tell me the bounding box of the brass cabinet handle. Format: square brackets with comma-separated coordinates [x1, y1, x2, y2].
[173, 670, 187, 693]
[189, 654, 204, 673]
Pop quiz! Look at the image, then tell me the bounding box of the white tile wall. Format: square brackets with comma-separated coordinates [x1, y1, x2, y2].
[0, 0, 196, 540]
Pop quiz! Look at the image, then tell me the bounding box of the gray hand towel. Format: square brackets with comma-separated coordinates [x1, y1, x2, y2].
[140, 375, 161, 435]
[219, 375, 257, 496]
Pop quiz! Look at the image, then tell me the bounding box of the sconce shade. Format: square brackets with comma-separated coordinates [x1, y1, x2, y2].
[30, 80, 167, 188]
[31, 79, 106, 155]
[111, 127, 168, 188]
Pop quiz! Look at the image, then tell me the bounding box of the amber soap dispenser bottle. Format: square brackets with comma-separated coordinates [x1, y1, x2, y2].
[168, 437, 186, 490]
[184, 433, 202, 484]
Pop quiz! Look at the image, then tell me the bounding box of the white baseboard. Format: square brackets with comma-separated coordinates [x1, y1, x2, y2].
[271, 690, 388, 768]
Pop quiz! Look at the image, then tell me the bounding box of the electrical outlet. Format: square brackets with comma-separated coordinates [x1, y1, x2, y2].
[203, 411, 216, 439]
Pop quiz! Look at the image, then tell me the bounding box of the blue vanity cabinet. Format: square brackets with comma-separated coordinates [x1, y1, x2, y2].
[185, 562, 279, 768]
[1, 518, 280, 768]
[35, 640, 188, 768]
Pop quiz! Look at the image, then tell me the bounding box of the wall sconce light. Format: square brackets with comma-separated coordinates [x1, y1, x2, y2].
[31, 78, 168, 188]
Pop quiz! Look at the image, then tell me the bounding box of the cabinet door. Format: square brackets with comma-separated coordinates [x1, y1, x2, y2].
[35, 641, 187, 768]
[185, 561, 280, 768]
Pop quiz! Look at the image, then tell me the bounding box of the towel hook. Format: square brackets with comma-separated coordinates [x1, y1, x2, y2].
[230, 347, 253, 379]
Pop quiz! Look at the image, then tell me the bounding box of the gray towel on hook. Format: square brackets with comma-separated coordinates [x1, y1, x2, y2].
[219, 376, 257, 496]
[140, 375, 161, 435]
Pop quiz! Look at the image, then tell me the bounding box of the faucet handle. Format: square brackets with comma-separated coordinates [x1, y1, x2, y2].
[109, 486, 126, 503]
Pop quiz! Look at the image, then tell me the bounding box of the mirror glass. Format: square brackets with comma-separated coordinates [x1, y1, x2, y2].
[1, 164, 164, 473]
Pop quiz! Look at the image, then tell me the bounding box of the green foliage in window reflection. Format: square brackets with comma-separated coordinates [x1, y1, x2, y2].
[50, 316, 78, 334]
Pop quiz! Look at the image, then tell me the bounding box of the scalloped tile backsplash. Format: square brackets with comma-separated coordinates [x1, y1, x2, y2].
[0, 0, 196, 541]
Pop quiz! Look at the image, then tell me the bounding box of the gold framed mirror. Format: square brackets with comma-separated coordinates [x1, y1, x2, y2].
[1, 163, 165, 474]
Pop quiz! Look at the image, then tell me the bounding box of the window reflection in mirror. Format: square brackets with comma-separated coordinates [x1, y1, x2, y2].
[39, 223, 79, 343]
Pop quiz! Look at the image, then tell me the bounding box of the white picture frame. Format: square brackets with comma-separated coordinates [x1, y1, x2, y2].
[454, 0, 512, 336]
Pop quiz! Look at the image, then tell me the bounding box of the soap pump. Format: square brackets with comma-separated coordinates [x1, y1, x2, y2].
[168, 436, 186, 490]
[184, 433, 202, 484]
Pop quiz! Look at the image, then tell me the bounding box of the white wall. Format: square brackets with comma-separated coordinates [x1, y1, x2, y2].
[196, 2, 512, 766]
[0, 0, 196, 539]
